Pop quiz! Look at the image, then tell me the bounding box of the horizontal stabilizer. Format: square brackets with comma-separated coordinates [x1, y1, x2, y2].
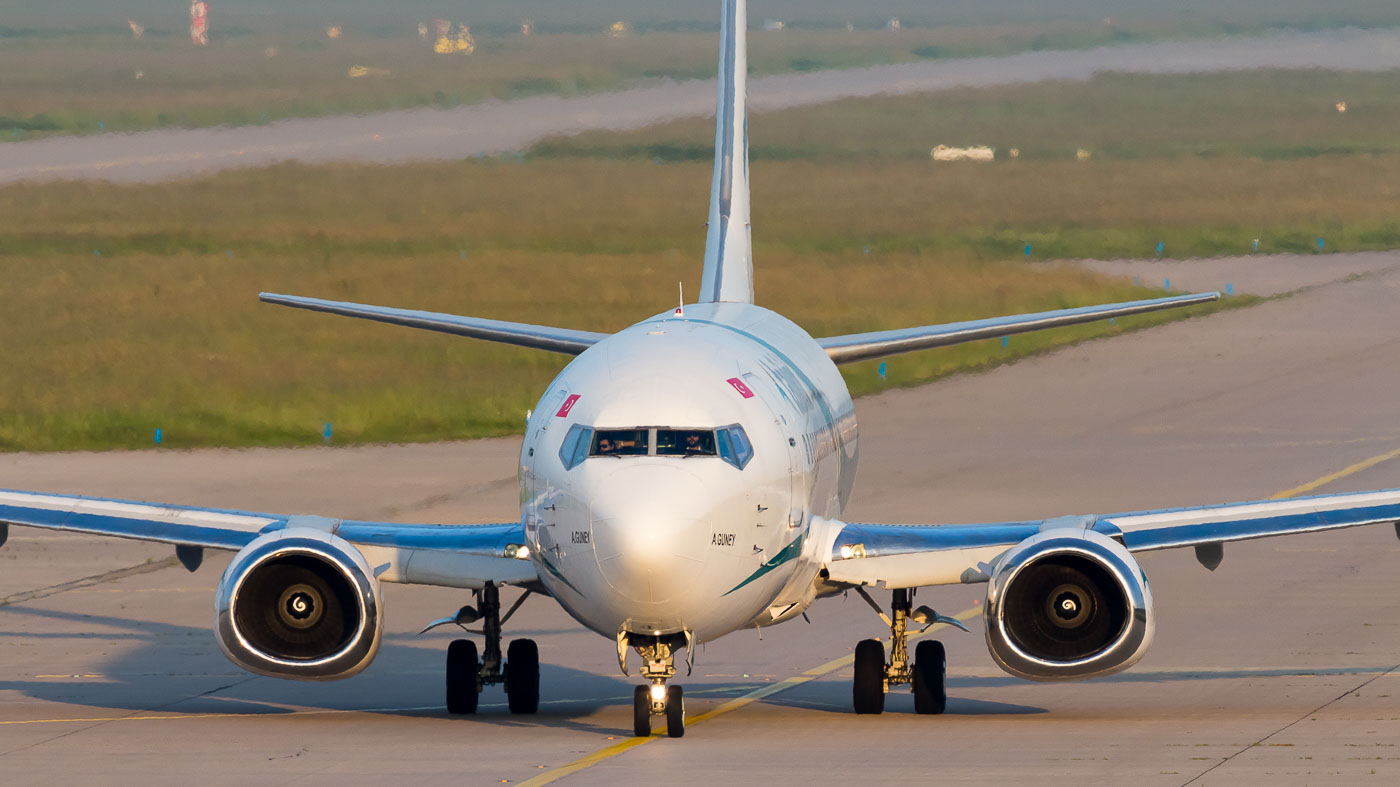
[260, 293, 608, 356]
[818, 291, 1219, 365]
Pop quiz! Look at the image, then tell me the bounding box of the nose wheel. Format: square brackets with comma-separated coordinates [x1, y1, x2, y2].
[632, 682, 685, 738]
[621, 632, 689, 737]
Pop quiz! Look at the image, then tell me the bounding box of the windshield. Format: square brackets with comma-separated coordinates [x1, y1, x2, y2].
[564, 425, 752, 468]
[591, 429, 649, 456]
[656, 429, 717, 457]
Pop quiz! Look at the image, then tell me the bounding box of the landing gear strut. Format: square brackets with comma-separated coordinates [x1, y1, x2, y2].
[437, 583, 539, 715]
[620, 631, 689, 738]
[851, 586, 966, 715]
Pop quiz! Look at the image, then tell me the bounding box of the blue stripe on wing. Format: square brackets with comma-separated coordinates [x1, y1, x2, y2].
[1115, 499, 1400, 551]
[335, 521, 524, 554]
[829, 488, 1400, 566]
[0, 489, 522, 555]
[0, 489, 276, 549]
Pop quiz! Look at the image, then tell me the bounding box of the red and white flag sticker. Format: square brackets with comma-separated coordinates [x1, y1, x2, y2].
[555, 394, 581, 417]
[726, 377, 755, 399]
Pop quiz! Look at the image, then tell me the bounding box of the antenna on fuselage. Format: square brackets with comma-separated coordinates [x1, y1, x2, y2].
[698, 0, 754, 305]
[676, 282, 685, 316]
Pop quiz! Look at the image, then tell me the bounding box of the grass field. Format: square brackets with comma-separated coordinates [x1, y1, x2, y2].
[5, 3, 1399, 140]
[11, 67, 1398, 450]
[0, 22, 1215, 139]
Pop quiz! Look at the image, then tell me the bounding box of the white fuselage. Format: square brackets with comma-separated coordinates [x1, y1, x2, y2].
[519, 302, 858, 643]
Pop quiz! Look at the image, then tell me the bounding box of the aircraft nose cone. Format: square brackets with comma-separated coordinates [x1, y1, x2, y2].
[590, 464, 709, 604]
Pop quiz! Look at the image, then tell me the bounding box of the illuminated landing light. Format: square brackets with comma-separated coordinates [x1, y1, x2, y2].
[649, 683, 666, 702]
[838, 543, 866, 560]
[505, 544, 531, 560]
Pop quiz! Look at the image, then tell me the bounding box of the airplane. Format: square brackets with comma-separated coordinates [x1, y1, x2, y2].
[4, 0, 1400, 740]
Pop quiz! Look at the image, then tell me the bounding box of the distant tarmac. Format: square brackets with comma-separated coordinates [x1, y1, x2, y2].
[3, 27, 1400, 185]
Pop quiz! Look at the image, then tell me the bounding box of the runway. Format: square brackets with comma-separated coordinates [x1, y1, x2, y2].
[4, 251, 1400, 784]
[4, 27, 1400, 186]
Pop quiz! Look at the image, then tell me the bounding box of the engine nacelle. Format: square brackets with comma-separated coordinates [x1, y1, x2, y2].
[985, 528, 1153, 681]
[215, 528, 383, 681]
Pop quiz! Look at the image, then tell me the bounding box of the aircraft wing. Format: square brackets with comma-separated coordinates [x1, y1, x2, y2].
[260, 293, 608, 355]
[817, 292, 1219, 365]
[0, 488, 536, 590]
[822, 488, 1400, 589]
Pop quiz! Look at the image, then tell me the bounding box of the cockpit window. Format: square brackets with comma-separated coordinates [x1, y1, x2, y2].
[592, 429, 649, 457]
[717, 425, 754, 469]
[568, 425, 753, 467]
[559, 424, 592, 470]
[656, 429, 716, 457]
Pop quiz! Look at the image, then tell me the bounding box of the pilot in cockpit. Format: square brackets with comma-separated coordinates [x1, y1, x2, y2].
[682, 432, 705, 454]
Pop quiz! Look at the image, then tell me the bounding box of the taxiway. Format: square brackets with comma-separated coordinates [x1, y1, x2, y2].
[4, 252, 1400, 784]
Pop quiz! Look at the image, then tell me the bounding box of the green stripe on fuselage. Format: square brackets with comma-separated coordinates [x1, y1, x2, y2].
[723, 534, 804, 596]
[539, 553, 584, 597]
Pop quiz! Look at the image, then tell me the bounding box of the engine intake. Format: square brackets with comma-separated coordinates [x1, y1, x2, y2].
[985, 529, 1153, 681]
[215, 529, 383, 680]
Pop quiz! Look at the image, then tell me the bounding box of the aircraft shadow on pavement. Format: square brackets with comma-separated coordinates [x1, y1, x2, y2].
[9, 604, 1392, 732]
[757, 679, 1046, 716]
[946, 666, 1399, 689]
[0, 605, 638, 736]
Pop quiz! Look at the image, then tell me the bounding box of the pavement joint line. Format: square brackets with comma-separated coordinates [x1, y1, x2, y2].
[1174, 447, 1400, 783]
[1180, 661, 1400, 786]
[6, 446, 1395, 761]
[518, 606, 980, 787]
[0, 557, 180, 607]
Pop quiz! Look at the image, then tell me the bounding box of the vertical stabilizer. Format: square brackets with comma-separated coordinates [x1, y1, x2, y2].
[699, 0, 753, 304]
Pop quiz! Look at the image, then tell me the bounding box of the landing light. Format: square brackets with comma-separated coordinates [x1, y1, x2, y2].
[838, 543, 866, 560]
[649, 683, 666, 702]
[505, 544, 531, 560]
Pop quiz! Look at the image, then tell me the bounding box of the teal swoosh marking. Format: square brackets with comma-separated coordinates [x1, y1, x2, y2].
[723, 534, 804, 596]
[538, 553, 584, 597]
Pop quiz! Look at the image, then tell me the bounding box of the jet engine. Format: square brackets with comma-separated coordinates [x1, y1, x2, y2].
[984, 528, 1153, 681]
[214, 528, 383, 680]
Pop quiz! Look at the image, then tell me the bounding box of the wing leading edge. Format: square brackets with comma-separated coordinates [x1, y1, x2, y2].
[817, 291, 1219, 365]
[0, 488, 535, 590]
[822, 487, 1400, 590]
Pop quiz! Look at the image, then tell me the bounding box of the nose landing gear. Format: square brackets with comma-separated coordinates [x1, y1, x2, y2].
[851, 587, 968, 715]
[620, 631, 689, 738]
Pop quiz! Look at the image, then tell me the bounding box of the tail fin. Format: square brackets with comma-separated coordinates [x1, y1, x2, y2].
[698, 0, 753, 304]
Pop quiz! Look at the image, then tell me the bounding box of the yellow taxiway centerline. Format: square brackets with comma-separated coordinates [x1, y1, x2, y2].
[5, 449, 1397, 772]
[517, 606, 981, 787]
[521, 444, 1400, 785]
[1269, 445, 1400, 500]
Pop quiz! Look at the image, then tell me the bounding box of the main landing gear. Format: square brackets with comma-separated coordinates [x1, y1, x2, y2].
[619, 631, 689, 738]
[851, 587, 968, 715]
[425, 583, 539, 715]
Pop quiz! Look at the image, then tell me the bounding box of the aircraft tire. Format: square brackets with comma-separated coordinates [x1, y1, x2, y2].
[852, 638, 886, 714]
[446, 638, 479, 714]
[665, 685, 685, 738]
[505, 638, 540, 714]
[633, 686, 652, 737]
[912, 639, 947, 715]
